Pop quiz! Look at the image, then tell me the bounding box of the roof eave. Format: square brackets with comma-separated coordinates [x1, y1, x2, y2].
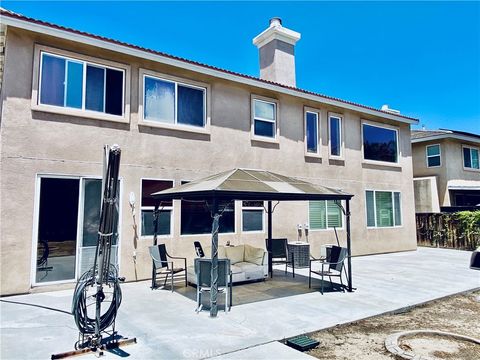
[0, 13, 418, 125]
[412, 134, 480, 144]
[152, 189, 353, 202]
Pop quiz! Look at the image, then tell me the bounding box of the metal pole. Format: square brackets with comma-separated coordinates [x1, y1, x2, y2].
[346, 199, 352, 292]
[210, 198, 220, 317]
[151, 203, 159, 289]
[153, 203, 159, 246]
[267, 201, 273, 277]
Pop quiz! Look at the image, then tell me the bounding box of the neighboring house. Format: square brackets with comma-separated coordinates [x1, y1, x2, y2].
[411, 129, 480, 212]
[0, 10, 419, 295]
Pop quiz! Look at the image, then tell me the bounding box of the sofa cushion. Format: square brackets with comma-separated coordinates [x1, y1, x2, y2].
[225, 245, 245, 264]
[234, 262, 266, 281]
[204, 245, 226, 259]
[230, 264, 243, 275]
[244, 244, 265, 265]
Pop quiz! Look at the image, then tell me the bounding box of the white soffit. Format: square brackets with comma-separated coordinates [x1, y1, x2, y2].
[447, 180, 480, 191]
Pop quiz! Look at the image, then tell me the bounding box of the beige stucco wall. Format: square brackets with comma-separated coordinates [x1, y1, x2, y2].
[0, 27, 417, 295]
[412, 138, 480, 207]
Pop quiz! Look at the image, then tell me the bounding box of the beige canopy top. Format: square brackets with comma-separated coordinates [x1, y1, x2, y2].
[151, 168, 353, 202]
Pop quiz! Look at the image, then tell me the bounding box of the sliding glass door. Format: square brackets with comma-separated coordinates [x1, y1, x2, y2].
[34, 176, 120, 285]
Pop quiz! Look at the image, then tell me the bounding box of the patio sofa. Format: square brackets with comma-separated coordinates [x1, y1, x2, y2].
[187, 244, 268, 285]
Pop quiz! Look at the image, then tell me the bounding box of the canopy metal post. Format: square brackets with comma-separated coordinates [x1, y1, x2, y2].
[151, 203, 159, 289]
[210, 198, 220, 317]
[153, 203, 159, 246]
[346, 199, 352, 292]
[267, 200, 273, 277]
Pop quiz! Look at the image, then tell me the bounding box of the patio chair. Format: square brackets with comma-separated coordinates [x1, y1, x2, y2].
[194, 258, 232, 313]
[309, 245, 347, 294]
[149, 244, 187, 292]
[194, 241, 205, 258]
[265, 238, 295, 278]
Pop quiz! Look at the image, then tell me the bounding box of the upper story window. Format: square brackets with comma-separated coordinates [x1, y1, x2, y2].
[143, 74, 206, 128]
[363, 123, 398, 163]
[329, 114, 342, 158]
[252, 98, 277, 140]
[365, 190, 402, 228]
[305, 110, 320, 156]
[141, 179, 173, 237]
[309, 200, 343, 230]
[426, 144, 441, 167]
[39, 52, 125, 117]
[463, 146, 479, 170]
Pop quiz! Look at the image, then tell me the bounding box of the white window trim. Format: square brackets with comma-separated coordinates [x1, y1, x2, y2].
[138, 68, 211, 135]
[31, 45, 131, 124]
[251, 95, 280, 143]
[462, 145, 480, 172]
[426, 144, 442, 168]
[31, 174, 123, 288]
[361, 120, 400, 166]
[365, 189, 403, 229]
[308, 200, 345, 232]
[304, 107, 321, 158]
[140, 178, 175, 239]
[240, 201, 265, 234]
[328, 112, 344, 160]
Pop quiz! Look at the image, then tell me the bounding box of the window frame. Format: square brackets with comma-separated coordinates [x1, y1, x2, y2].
[139, 178, 174, 238]
[138, 68, 210, 134]
[241, 201, 265, 234]
[328, 112, 344, 159]
[304, 107, 321, 157]
[462, 145, 480, 171]
[251, 95, 279, 143]
[308, 200, 345, 231]
[361, 120, 400, 166]
[426, 144, 441, 168]
[365, 189, 402, 229]
[31, 45, 130, 124]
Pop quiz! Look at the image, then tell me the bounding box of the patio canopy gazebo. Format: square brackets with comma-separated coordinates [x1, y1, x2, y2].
[151, 168, 354, 317]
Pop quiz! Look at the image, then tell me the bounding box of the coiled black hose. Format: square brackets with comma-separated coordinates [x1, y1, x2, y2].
[71, 265, 122, 334]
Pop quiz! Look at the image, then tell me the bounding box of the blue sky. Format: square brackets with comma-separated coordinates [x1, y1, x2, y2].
[3, 1, 479, 133]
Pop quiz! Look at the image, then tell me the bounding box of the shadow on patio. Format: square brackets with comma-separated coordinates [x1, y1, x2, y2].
[175, 268, 344, 308]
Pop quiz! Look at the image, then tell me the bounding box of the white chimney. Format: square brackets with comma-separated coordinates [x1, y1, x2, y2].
[253, 18, 301, 87]
[381, 104, 401, 115]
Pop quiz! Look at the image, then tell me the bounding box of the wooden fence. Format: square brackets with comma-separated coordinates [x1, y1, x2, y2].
[416, 212, 480, 251]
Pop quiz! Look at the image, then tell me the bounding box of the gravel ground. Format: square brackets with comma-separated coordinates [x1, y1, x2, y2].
[306, 291, 480, 360]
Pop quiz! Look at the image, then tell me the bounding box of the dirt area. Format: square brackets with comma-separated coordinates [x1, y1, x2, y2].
[306, 291, 480, 360]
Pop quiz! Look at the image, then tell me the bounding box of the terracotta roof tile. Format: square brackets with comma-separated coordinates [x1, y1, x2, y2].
[0, 8, 419, 122]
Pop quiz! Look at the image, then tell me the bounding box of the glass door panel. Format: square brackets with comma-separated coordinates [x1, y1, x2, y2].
[78, 178, 119, 276]
[36, 178, 79, 283]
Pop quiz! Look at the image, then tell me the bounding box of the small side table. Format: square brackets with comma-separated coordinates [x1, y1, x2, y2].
[287, 242, 310, 268]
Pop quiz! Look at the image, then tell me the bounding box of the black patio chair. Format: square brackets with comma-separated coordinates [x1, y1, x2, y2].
[194, 258, 232, 312]
[309, 245, 347, 294]
[148, 244, 187, 291]
[265, 238, 295, 278]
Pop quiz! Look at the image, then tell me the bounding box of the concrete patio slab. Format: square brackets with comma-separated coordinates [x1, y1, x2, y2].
[1, 247, 479, 359]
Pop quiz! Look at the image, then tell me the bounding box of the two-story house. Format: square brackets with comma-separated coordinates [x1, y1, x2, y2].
[0, 9, 419, 295]
[412, 129, 480, 212]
